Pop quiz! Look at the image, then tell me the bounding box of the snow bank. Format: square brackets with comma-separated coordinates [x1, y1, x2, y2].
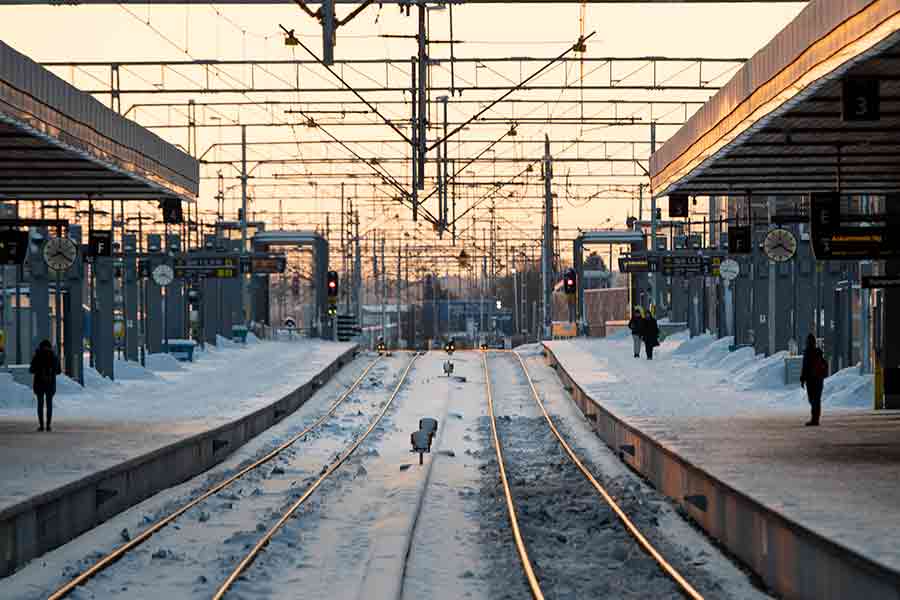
[693, 336, 733, 368]
[670, 333, 714, 357]
[551, 332, 875, 418]
[146, 352, 184, 372]
[246, 332, 261, 344]
[215, 334, 239, 348]
[821, 365, 873, 408]
[114, 359, 158, 381]
[734, 351, 789, 390]
[717, 346, 756, 373]
[0, 373, 33, 408]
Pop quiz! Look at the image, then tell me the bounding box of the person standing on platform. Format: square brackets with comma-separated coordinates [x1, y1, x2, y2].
[800, 333, 827, 427]
[628, 308, 644, 358]
[30, 340, 60, 432]
[643, 311, 660, 360]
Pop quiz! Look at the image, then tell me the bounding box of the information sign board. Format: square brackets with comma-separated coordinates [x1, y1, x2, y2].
[174, 254, 239, 279]
[618, 256, 656, 273]
[862, 276, 900, 289]
[810, 192, 899, 260]
[0, 230, 28, 265]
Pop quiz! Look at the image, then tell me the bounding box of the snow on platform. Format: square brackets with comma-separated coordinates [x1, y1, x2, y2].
[545, 334, 900, 574]
[0, 339, 354, 513]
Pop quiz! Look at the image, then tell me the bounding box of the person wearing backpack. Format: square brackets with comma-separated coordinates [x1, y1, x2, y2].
[800, 334, 827, 427]
[642, 311, 660, 360]
[29, 339, 61, 432]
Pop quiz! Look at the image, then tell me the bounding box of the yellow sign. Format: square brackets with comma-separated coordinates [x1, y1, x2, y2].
[551, 322, 577, 338]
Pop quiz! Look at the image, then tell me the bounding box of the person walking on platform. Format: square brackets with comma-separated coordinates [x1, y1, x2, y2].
[800, 333, 827, 427]
[30, 340, 61, 432]
[642, 311, 660, 360]
[628, 308, 644, 358]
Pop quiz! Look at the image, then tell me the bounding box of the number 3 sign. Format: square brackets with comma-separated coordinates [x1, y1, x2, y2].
[842, 78, 880, 122]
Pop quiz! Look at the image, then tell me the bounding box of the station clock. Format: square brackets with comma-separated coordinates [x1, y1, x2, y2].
[42, 236, 78, 272]
[762, 228, 798, 263]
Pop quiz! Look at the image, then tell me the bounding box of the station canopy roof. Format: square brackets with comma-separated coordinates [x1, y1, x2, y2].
[0, 41, 198, 202]
[650, 0, 900, 198]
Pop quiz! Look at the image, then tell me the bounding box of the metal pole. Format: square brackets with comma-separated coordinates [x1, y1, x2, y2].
[240, 124, 248, 325]
[381, 236, 386, 343]
[88, 198, 95, 368]
[442, 95, 449, 230]
[354, 211, 361, 322]
[649, 123, 659, 314]
[416, 1, 427, 191]
[397, 243, 402, 347]
[768, 196, 776, 355]
[542, 134, 553, 339]
[481, 255, 486, 344]
[638, 183, 643, 226]
[411, 56, 418, 221]
[138, 215, 145, 366]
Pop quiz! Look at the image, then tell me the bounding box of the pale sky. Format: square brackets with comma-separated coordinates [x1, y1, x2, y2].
[0, 2, 806, 270]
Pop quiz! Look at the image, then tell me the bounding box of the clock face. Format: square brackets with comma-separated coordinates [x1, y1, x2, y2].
[42, 237, 78, 272]
[153, 264, 175, 286]
[763, 228, 798, 263]
[719, 258, 740, 281]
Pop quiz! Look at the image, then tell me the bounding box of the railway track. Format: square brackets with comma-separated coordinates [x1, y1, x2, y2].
[46, 352, 418, 600]
[482, 350, 704, 600]
[211, 351, 418, 598]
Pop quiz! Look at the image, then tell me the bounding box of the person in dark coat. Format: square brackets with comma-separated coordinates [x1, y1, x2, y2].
[642, 313, 660, 360]
[800, 333, 826, 426]
[29, 340, 61, 432]
[627, 308, 644, 358]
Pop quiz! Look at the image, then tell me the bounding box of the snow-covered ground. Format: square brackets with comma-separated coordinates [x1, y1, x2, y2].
[0, 336, 354, 423]
[0, 338, 355, 511]
[1, 351, 409, 599]
[4, 348, 780, 599]
[547, 331, 873, 419]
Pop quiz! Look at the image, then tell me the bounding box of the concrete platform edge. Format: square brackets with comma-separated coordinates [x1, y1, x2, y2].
[542, 342, 900, 600]
[0, 344, 359, 578]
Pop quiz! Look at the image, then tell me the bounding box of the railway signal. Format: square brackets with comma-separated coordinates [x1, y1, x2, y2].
[563, 268, 577, 298]
[326, 270, 339, 302]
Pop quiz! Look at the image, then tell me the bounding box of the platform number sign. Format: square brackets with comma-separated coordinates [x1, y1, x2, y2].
[161, 198, 183, 225]
[842, 78, 880, 122]
[669, 194, 689, 218]
[89, 230, 113, 258]
[728, 226, 752, 255]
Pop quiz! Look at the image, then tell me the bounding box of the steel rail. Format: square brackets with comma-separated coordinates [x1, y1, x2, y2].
[211, 352, 420, 599]
[481, 352, 545, 600]
[511, 350, 704, 600]
[46, 354, 383, 600]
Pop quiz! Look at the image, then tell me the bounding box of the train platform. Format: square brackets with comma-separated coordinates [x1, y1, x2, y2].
[544, 334, 900, 599]
[0, 338, 356, 576]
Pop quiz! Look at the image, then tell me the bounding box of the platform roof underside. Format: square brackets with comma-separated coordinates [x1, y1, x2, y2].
[0, 41, 198, 202]
[651, 0, 900, 198]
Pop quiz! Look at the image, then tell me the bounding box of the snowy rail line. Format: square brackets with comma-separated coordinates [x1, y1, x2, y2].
[482, 350, 704, 600]
[211, 352, 419, 599]
[43, 353, 405, 600]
